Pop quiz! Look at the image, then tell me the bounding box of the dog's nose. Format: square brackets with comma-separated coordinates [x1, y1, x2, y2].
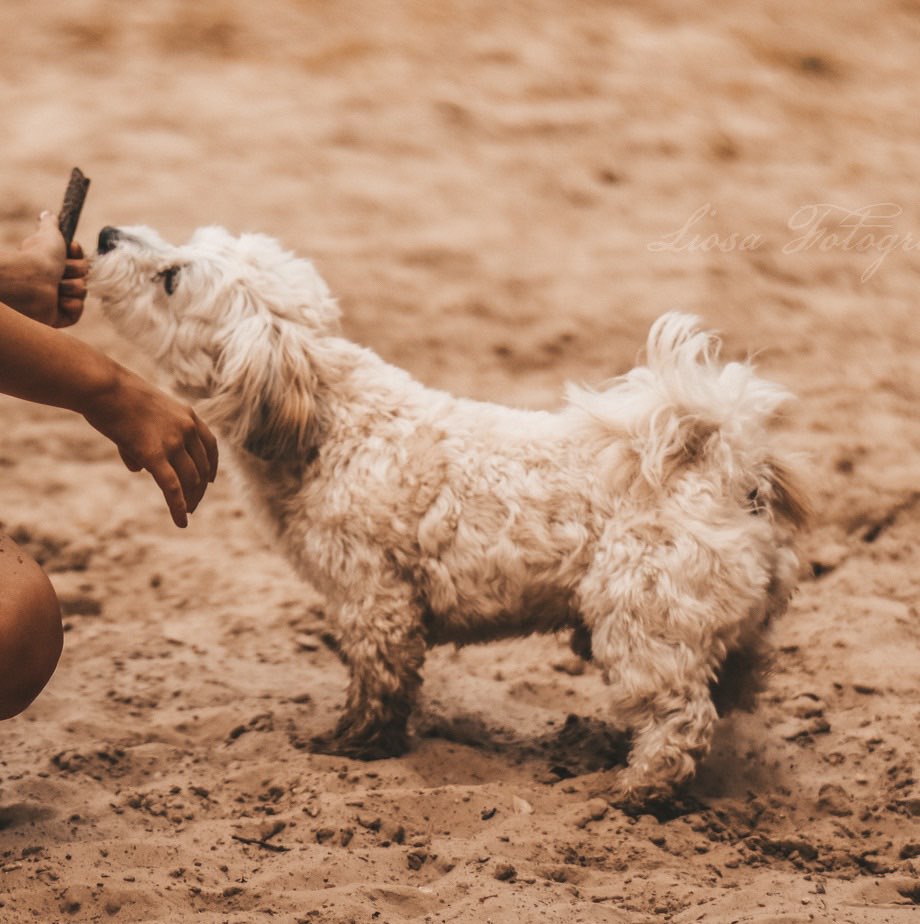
[97, 226, 121, 254]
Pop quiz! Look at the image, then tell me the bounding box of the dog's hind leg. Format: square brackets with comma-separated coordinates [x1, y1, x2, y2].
[313, 580, 426, 760]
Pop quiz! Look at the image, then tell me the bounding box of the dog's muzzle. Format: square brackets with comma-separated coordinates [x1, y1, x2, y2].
[97, 226, 121, 254]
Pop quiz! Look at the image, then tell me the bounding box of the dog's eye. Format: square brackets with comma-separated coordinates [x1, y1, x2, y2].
[157, 266, 180, 295]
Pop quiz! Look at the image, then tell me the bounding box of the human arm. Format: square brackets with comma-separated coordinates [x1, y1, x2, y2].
[0, 302, 218, 527]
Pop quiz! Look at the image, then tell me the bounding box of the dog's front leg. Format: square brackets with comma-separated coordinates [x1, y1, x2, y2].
[608, 681, 717, 805]
[579, 551, 721, 806]
[312, 582, 426, 760]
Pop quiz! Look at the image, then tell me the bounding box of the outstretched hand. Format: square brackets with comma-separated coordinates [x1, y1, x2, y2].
[5, 211, 88, 327]
[81, 367, 219, 528]
[0, 215, 217, 528]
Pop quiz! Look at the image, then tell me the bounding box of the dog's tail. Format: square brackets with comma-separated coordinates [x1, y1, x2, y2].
[566, 313, 800, 504]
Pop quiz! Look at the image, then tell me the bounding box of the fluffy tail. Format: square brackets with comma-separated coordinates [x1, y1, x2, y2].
[566, 313, 792, 490]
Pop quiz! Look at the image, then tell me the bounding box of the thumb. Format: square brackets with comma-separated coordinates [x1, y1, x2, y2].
[37, 210, 59, 234]
[26, 210, 66, 259]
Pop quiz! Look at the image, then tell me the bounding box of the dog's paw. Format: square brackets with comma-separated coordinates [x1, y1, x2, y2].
[310, 726, 408, 761]
[596, 770, 677, 812]
[606, 786, 666, 813]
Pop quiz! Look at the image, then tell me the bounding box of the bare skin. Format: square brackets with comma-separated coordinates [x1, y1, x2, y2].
[0, 534, 62, 720]
[0, 211, 219, 719]
[0, 211, 89, 327]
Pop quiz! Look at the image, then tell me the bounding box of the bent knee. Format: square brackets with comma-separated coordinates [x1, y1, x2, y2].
[0, 539, 64, 719]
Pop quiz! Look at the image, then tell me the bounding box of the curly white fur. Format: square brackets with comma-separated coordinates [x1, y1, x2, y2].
[90, 225, 807, 803]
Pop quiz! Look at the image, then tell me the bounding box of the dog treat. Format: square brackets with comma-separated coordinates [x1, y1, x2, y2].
[58, 167, 91, 247]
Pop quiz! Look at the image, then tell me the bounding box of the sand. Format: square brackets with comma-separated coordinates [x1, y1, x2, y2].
[1, 1, 918, 921]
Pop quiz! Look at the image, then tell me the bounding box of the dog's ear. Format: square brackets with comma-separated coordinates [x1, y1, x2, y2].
[204, 314, 318, 461]
[766, 458, 811, 529]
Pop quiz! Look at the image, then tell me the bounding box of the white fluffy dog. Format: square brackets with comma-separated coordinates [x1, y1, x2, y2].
[90, 225, 807, 803]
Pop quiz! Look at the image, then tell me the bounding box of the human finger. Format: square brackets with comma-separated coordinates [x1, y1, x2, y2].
[59, 278, 87, 298]
[54, 299, 85, 327]
[147, 459, 189, 528]
[204, 427, 219, 482]
[36, 210, 66, 251]
[63, 258, 89, 279]
[168, 445, 206, 514]
[192, 412, 219, 482]
[185, 429, 213, 492]
[37, 210, 59, 231]
[68, 241, 85, 260]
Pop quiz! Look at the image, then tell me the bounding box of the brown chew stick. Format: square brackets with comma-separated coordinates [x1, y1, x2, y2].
[58, 168, 90, 247]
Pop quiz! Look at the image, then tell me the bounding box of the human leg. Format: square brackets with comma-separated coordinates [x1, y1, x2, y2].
[0, 533, 63, 719]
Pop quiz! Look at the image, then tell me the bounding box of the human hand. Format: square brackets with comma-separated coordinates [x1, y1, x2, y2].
[1, 212, 88, 327]
[57, 239, 89, 328]
[80, 366, 219, 528]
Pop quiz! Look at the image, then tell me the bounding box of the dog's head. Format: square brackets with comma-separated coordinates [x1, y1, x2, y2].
[91, 225, 340, 460]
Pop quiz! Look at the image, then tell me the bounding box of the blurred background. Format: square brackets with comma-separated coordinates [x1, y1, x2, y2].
[2, 0, 918, 408]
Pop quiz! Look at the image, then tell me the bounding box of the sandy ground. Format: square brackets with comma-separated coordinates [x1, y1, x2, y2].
[1, 1, 919, 921]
